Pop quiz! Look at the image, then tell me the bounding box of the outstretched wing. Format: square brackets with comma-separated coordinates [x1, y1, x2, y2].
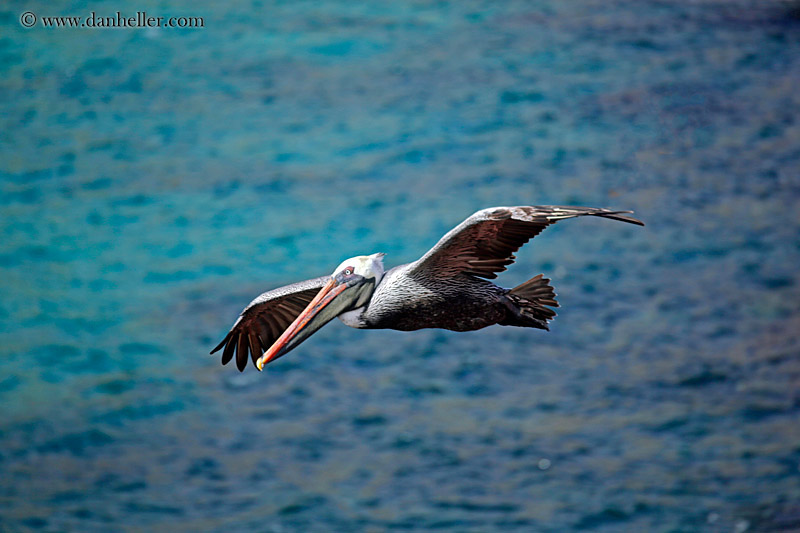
[407, 205, 644, 280]
[210, 276, 329, 371]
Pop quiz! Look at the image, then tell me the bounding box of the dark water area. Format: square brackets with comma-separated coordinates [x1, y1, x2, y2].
[2, 0, 799, 531]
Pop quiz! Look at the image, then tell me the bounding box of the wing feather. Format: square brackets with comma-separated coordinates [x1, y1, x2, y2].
[254, 320, 272, 349]
[236, 333, 248, 372]
[248, 332, 262, 368]
[408, 205, 643, 280]
[221, 331, 236, 365]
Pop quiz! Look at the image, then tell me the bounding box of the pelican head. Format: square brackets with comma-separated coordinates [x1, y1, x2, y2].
[256, 253, 385, 369]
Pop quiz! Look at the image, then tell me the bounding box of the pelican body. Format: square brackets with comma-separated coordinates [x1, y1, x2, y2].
[211, 205, 644, 371]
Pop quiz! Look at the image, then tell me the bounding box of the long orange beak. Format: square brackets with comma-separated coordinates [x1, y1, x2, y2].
[256, 278, 347, 370]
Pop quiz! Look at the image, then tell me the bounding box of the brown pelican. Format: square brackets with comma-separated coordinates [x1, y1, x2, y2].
[211, 205, 643, 371]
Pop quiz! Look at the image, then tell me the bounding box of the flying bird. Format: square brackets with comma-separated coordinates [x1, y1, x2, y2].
[211, 205, 644, 371]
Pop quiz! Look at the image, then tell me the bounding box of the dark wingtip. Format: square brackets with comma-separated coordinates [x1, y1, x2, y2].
[236, 333, 248, 372]
[597, 210, 645, 226]
[248, 333, 262, 368]
[210, 333, 230, 355]
[222, 334, 235, 366]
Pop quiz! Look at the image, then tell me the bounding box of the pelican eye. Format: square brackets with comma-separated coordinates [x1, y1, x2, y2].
[343, 267, 354, 276]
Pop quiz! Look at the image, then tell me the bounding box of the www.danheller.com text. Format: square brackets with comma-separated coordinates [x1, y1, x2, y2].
[32, 11, 204, 28]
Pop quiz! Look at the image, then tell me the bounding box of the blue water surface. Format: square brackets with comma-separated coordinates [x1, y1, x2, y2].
[1, 1, 799, 531]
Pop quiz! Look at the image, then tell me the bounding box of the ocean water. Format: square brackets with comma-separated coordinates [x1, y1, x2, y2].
[1, 1, 799, 531]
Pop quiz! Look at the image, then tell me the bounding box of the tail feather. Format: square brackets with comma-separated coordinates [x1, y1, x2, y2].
[510, 274, 558, 305]
[502, 274, 559, 330]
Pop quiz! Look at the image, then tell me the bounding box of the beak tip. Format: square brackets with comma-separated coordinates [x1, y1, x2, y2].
[256, 357, 264, 371]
